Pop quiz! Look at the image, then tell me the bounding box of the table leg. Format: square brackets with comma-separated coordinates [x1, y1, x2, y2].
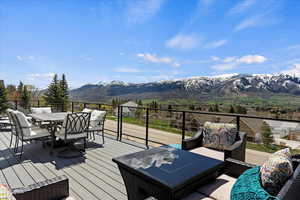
[48, 121, 57, 155]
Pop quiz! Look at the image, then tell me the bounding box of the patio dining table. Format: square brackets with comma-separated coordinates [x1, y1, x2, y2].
[29, 112, 69, 154]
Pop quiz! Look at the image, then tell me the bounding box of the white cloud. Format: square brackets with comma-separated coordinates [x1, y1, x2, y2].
[233, 1, 281, 32]
[26, 73, 55, 80]
[223, 56, 237, 63]
[205, 39, 228, 49]
[137, 53, 181, 67]
[280, 64, 300, 77]
[114, 67, 141, 73]
[211, 56, 220, 61]
[165, 34, 201, 50]
[286, 44, 300, 51]
[16, 56, 35, 61]
[238, 55, 267, 64]
[211, 63, 239, 71]
[126, 0, 166, 24]
[211, 54, 267, 71]
[228, 0, 257, 15]
[234, 15, 263, 32]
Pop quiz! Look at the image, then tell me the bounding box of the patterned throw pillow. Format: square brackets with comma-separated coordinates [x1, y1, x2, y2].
[0, 184, 16, 200]
[260, 148, 293, 195]
[202, 122, 237, 150]
[231, 167, 277, 200]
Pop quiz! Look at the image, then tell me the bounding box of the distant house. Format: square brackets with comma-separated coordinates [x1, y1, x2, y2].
[288, 124, 300, 141]
[114, 101, 139, 117]
[264, 120, 299, 138]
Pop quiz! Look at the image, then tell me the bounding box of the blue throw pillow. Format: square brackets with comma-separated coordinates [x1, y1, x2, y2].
[231, 167, 278, 200]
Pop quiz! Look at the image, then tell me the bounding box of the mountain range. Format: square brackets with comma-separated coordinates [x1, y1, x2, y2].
[70, 74, 300, 102]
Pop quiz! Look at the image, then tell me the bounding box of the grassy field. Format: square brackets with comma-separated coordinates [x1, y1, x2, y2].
[247, 142, 300, 154]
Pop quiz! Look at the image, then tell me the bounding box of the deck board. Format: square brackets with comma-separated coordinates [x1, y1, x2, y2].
[0, 131, 144, 200]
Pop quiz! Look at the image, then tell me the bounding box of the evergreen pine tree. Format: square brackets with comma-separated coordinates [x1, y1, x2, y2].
[44, 74, 62, 109]
[229, 105, 235, 113]
[261, 121, 274, 146]
[20, 85, 31, 109]
[60, 74, 69, 111]
[17, 81, 24, 100]
[214, 104, 219, 112]
[0, 80, 8, 113]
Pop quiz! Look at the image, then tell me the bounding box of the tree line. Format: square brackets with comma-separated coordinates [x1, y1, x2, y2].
[0, 74, 69, 112]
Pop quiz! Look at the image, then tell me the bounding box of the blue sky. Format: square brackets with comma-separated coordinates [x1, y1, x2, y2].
[1, 0, 300, 88]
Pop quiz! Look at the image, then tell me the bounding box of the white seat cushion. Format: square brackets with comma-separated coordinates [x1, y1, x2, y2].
[14, 111, 33, 136]
[181, 192, 214, 200]
[190, 147, 224, 161]
[31, 107, 52, 114]
[82, 108, 93, 113]
[197, 174, 236, 200]
[90, 110, 106, 127]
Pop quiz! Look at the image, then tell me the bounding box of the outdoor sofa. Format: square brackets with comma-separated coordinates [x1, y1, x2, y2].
[146, 157, 300, 200]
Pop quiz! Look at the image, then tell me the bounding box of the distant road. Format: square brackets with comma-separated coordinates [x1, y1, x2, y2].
[105, 119, 270, 165]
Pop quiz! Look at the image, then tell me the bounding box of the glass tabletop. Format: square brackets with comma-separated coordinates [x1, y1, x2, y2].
[29, 112, 69, 122]
[113, 146, 224, 189]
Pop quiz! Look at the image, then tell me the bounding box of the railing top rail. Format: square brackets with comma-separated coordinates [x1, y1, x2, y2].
[119, 105, 300, 123]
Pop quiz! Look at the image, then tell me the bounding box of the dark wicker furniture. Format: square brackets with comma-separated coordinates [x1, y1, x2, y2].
[182, 130, 247, 161]
[12, 175, 69, 200]
[113, 146, 224, 200]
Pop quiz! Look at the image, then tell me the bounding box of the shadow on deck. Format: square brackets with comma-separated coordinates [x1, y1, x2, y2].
[0, 131, 145, 200]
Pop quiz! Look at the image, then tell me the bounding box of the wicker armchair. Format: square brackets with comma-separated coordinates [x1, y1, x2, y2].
[182, 130, 247, 161]
[12, 175, 69, 200]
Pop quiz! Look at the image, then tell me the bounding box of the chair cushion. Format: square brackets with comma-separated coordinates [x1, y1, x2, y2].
[197, 174, 236, 200]
[202, 122, 237, 150]
[181, 192, 214, 200]
[231, 167, 276, 200]
[90, 110, 106, 127]
[82, 108, 93, 113]
[31, 107, 52, 114]
[260, 148, 293, 195]
[190, 147, 224, 161]
[14, 111, 33, 136]
[57, 132, 88, 140]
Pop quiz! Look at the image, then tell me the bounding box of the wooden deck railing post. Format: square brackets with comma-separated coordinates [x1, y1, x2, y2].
[37, 100, 40, 107]
[98, 104, 101, 110]
[15, 101, 18, 110]
[145, 108, 149, 149]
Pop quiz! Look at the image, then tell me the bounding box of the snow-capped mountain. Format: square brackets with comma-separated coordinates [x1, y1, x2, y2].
[70, 74, 300, 101]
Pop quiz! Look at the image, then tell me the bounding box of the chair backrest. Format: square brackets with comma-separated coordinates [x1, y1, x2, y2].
[12, 111, 32, 137]
[61, 112, 91, 139]
[6, 109, 16, 136]
[31, 107, 52, 114]
[90, 110, 107, 127]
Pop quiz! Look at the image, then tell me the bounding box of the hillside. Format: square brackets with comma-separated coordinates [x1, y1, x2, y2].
[70, 74, 300, 105]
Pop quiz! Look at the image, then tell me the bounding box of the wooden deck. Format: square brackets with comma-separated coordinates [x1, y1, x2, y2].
[0, 131, 145, 200]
